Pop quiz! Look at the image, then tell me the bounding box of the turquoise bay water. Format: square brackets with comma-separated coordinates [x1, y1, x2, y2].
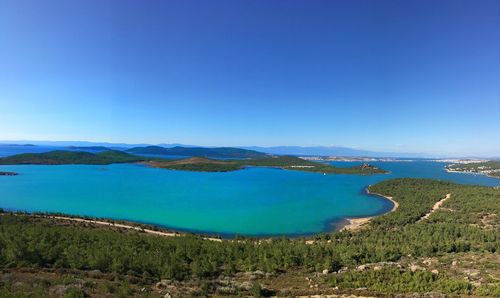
[0, 161, 499, 236]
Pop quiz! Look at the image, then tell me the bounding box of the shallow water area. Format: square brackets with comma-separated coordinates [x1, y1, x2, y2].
[1, 153, 498, 236]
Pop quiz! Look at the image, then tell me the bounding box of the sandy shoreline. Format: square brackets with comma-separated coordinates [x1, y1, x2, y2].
[341, 187, 399, 232]
[34, 214, 223, 242]
[3, 185, 401, 238]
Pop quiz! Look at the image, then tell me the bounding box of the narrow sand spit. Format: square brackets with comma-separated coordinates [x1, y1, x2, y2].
[341, 188, 399, 232]
[419, 193, 451, 221]
[45, 215, 222, 242]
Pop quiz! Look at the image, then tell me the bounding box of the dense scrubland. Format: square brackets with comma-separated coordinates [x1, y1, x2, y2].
[0, 178, 498, 296]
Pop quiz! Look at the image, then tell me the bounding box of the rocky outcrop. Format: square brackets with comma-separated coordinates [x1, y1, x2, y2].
[0, 171, 18, 176]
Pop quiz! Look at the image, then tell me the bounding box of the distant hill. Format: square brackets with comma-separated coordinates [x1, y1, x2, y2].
[126, 146, 269, 159]
[0, 140, 151, 149]
[0, 150, 147, 165]
[67, 146, 111, 151]
[0, 141, 444, 158]
[5, 144, 36, 147]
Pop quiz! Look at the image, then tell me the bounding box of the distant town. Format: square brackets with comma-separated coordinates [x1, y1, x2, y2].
[446, 160, 500, 178]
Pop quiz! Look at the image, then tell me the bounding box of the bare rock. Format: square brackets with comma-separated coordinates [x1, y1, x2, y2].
[235, 281, 252, 291]
[49, 285, 75, 296]
[156, 280, 172, 290]
[410, 264, 424, 272]
[338, 267, 349, 273]
[422, 258, 434, 266]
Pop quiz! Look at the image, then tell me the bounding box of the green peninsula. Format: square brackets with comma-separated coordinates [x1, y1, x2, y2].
[0, 150, 387, 175]
[146, 155, 387, 174]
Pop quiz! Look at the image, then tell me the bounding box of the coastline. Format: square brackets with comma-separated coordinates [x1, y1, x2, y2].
[0, 211, 223, 242]
[0, 182, 401, 239]
[45, 215, 222, 242]
[486, 173, 500, 179]
[445, 167, 500, 179]
[341, 187, 399, 232]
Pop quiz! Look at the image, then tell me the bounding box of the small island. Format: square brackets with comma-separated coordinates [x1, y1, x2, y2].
[0, 171, 18, 176]
[0, 149, 387, 175]
[0, 150, 146, 165]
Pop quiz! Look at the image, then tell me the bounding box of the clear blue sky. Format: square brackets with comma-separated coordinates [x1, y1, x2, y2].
[1, 0, 499, 156]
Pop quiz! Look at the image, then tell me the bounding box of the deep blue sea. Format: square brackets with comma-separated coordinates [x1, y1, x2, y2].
[0, 145, 499, 237]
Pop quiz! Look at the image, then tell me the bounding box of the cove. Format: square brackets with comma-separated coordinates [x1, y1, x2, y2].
[0, 161, 499, 237]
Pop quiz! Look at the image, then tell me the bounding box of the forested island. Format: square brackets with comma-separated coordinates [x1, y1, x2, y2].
[446, 160, 500, 178]
[0, 178, 498, 297]
[0, 150, 147, 165]
[0, 150, 387, 175]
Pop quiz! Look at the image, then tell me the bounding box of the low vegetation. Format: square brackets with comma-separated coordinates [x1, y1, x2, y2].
[147, 155, 387, 174]
[0, 178, 498, 296]
[146, 157, 244, 172]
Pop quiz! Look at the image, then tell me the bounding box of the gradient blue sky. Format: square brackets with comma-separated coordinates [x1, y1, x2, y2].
[1, 0, 499, 156]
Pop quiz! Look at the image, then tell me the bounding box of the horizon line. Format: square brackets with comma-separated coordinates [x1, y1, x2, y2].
[1, 139, 499, 159]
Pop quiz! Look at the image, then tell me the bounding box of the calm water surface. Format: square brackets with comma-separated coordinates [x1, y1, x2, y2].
[0, 152, 499, 236]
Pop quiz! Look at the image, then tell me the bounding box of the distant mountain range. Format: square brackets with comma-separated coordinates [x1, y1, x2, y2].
[1, 140, 489, 158]
[67, 146, 113, 151]
[0, 141, 195, 149]
[126, 146, 268, 159]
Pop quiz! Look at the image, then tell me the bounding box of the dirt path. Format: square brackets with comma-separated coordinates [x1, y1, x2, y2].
[419, 193, 451, 221]
[45, 215, 222, 242]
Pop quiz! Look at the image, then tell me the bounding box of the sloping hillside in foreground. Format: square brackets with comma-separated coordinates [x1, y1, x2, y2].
[0, 178, 498, 297]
